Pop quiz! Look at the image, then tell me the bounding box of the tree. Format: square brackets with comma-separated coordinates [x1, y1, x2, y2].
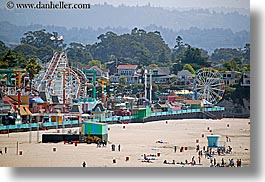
[181, 47, 209, 67]
[15, 51, 27, 68]
[0, 40, 8, 53]
[243, 43, 250, 64]
[174, 36, 183, 49]
[26, 57, 42, 91]
[88, 60, 101, 67]
[172, 62, 183, 74]
[37, 46, 54, 60]
[223, 60, 239, 71]
[119, 76, 127, 85]
[0, 60, 8, 68]
[13, 44, 37, 59]
[210, 48, 243, 62]
[170, 76, 177, 84]
[149, 64, 158, 67]
[118, 76, 127, 93]
[67, 42, 93, 64]
[21, 29, 66, 51]
[183, 64, 195, 74]
[90, 28, 171, 65]
[2, 50, 17, 68]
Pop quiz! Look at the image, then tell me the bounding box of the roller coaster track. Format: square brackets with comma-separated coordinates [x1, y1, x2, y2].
[39, 52, 59, 90]
[36, 51, 89, 102]
[71, 67, 88, 98]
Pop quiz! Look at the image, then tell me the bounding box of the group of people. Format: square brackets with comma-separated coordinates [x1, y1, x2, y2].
[96, 140, 107, 148]
[228, 158, 242, 167]
[142, 154, 157, 162]
[209, 158, 242, 167]
[163, 159, 175, 165]
[111, 144, 121, 151]
[194, 143, 241, 167]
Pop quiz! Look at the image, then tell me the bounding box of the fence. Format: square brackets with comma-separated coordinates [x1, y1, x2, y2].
[0, 107, 224, 131]
[0, 120, 79, 131]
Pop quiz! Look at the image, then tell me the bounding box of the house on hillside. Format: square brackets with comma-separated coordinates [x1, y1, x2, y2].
[145, 66, 175, 84]
[241, 72, 250, 87]
[222, 71, 241, 86]
[105, 61, 122, 75]
[82, 66, 109, 81]
[110, 65, 140, 84]
[176, 70, 194, 86]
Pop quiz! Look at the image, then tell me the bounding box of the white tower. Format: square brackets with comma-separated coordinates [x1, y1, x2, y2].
[144, 69, 147, 99]
[149, 69, 152, 104]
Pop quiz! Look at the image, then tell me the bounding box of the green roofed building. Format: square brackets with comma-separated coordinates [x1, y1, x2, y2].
[131, 106, 152, 119]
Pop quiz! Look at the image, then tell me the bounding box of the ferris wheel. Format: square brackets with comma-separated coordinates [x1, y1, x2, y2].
[193, 67, 225, 105]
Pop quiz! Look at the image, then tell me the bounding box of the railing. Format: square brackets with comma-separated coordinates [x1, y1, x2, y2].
[0, 107, 224, 131]
[0, 120, 79, 131]
[151, 108, 202, 116]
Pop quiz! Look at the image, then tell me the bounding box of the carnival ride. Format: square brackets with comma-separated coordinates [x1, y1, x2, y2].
[193, 67, 225, 105]
[35, 52, 90, 105]
[1, 50, 103, 114]
[0, 68, 31, 96]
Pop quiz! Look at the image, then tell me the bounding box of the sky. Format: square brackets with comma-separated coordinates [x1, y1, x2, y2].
[72, 0, 250, 9]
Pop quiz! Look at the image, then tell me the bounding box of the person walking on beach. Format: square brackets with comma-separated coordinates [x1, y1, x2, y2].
[192, 156, 195, 164]
[221, 158, 225, 167]
[82, 161, 86, 167]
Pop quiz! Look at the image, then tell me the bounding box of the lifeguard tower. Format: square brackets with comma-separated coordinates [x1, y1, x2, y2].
[207, 135, 224, 148]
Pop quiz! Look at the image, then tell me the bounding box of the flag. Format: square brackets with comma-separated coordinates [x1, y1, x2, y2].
[58, 35, 63, 41]
[50, 36, 56, 40]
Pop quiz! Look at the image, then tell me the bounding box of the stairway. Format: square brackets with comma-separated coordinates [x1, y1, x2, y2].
[202, 109, 218, 119]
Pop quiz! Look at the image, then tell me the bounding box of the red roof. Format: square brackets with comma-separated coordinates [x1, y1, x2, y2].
[117, 65, 138, 69]
[184, 100, 202, 104]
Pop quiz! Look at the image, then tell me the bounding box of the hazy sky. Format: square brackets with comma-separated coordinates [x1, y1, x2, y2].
[82, 0, 249, 9]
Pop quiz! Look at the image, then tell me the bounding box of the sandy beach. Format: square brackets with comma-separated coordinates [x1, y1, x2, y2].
[0, 118, 250, 167]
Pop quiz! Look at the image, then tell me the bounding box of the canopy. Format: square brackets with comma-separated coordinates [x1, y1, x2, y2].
[32, 97, 44, 104]
[19, 106, 32, 116]
[175, 90, 193, 95]
[202, 99, 212, 105]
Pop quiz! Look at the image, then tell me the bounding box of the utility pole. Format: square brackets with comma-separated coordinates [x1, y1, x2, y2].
[17, 141, 19, 155]
[14, 69, 26, 116]
[144, 69, 147, 99]
[149, 69, 153, 104]
[29, 117, 32, 143]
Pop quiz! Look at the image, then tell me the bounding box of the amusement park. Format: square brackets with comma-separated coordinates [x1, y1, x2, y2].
[0, 47, 227, 141]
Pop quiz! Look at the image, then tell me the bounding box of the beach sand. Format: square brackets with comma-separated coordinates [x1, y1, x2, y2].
[0, 118, 250, 167]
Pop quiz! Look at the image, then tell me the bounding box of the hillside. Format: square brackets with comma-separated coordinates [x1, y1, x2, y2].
[0, 21, 249, 53]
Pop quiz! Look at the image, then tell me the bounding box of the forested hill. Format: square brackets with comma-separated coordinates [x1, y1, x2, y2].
[0, 21, 249, 53]
[0, 3, 249, 52]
